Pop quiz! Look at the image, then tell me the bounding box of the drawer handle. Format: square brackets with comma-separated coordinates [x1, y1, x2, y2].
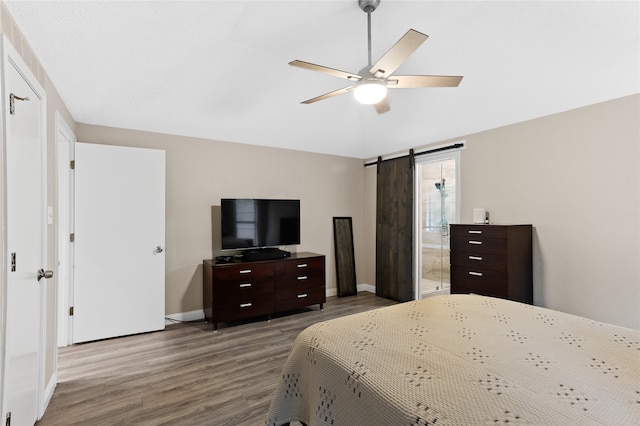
[239, 283, 252, 288]
[240, 302, 253, 308]
[468, 240, 482, 245]
[297, 293, 308, 299]
[297, 263, 308, 268]
[297, 276, 308, 280]
[468, 230, 483, 234]
[239, 269, 252, 274]
[468, 256, 483, 261]
[468, 271, 484, 277]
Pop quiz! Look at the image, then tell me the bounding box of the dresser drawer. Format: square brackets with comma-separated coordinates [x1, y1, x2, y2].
[276, 257, 324, 280]
[450, 225, 507, 238]
[213, 262, 274, 283]
[212, 297, 274, 323]
[277, 277, 322, 296]
[451, 235, 507, 255]
[450, 250, 507, 272]
[451, 266, 507, 297]
[275, 285, 326, 311]
[213, 280, 274, 306]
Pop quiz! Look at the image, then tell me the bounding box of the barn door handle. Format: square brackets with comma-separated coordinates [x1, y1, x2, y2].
[37, 269, 53, 281]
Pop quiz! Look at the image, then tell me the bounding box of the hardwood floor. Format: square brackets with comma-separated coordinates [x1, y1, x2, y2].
[37, 292, 396, 426]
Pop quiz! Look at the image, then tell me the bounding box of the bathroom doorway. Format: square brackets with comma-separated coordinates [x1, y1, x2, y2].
[415, 152, 459, 298]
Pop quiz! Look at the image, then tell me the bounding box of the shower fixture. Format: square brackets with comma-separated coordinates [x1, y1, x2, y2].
[434, 178, 447, 228]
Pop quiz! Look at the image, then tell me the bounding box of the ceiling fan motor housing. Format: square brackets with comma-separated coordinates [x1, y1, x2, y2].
[358, 0, 380, 14]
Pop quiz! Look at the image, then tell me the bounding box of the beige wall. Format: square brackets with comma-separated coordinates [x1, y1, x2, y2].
[75, 125, 366, 316]
[365, 94, 640, 329]
[0, 2, 637, 418]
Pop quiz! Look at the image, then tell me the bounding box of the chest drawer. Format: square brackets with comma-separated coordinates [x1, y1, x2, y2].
[450, 250, 507, 272]
[450, 225, 507, 238]
[451, 235, 507, 255]
[451, 266, 507, 296]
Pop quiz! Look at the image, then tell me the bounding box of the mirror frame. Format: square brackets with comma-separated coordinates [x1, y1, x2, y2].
[333, 217, 357, 297]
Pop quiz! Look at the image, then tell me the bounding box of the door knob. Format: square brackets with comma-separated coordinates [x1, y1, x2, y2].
[37, 269, 53, 281]
[155, 246, 164, 253]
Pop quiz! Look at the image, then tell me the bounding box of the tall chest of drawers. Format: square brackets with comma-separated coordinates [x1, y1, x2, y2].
[450, 224, 532, 304]
[203, 252, 325, 331]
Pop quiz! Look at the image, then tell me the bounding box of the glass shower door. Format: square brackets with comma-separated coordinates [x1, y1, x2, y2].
[416, 157, 457, 298]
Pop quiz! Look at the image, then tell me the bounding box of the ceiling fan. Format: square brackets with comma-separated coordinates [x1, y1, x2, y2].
[289, 0, 463, 114]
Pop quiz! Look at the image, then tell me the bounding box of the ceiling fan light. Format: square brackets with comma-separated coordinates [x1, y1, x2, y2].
[353, 80, 387, 104]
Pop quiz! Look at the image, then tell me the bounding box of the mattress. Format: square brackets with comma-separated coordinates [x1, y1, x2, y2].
[266, 294, 640, 425]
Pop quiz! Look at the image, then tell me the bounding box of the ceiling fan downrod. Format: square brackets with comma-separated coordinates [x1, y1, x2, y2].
[359, 0, 380, 67]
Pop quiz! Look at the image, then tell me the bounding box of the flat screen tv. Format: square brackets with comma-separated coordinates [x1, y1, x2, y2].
[220, 198, 300, 250]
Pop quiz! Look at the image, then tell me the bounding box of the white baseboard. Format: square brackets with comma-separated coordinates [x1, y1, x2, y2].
[357, 283, 375, 294]
[164, 309, 205, 325]
[165, 285, 376, 325]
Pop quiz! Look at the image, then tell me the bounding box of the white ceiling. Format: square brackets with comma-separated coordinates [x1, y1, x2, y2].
[5, 0, 639, 159]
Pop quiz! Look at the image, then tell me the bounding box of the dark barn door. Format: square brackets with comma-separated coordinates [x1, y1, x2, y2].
[376, 153, 415, 302]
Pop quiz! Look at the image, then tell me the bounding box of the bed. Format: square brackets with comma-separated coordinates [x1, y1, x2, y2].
[265, 294, 639, 425]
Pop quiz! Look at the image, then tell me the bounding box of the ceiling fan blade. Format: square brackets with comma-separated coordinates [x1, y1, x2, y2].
[289, 60, 361, 81]
[374, 97, 390, 114]
[388, 75, 463, 88]
[369, 29, 428, 78]
[300, 86, 354, 104]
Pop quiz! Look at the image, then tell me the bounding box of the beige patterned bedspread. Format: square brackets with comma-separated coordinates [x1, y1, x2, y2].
[265, 294, 640, 425]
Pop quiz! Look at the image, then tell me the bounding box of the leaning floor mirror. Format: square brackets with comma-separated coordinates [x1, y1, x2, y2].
[333, 217, 357, 297]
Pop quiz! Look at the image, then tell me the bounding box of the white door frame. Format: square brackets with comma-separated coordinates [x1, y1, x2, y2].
[414, 146, 463, 300]
[0, 34, 48, 422]
[55, 112, 75, 347]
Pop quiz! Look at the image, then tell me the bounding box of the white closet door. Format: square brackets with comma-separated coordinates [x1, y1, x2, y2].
[73, 143, 165, 343]
[2, 37, 47, 426]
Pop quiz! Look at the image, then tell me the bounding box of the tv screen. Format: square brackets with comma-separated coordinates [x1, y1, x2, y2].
[221, 199, 300, 250]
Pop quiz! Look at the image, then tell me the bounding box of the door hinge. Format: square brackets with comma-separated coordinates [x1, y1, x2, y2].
[70, 160, 75, 169]
[10, 252, 16, 272]
[6, 411, 11, 426]
[69, 306, 74, 316]
[70, 233, 75, 242]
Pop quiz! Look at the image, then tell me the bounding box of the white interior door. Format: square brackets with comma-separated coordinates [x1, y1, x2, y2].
[73, 143, 165, 343]
[1, 37, 48, 425]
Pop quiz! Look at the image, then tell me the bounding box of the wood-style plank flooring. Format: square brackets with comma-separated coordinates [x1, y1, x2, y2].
[37, 292, 396, 426]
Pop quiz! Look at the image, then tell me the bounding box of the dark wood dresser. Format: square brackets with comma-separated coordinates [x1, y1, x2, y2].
[203, 252, 325, 331]
[450, 224, 532, 304]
